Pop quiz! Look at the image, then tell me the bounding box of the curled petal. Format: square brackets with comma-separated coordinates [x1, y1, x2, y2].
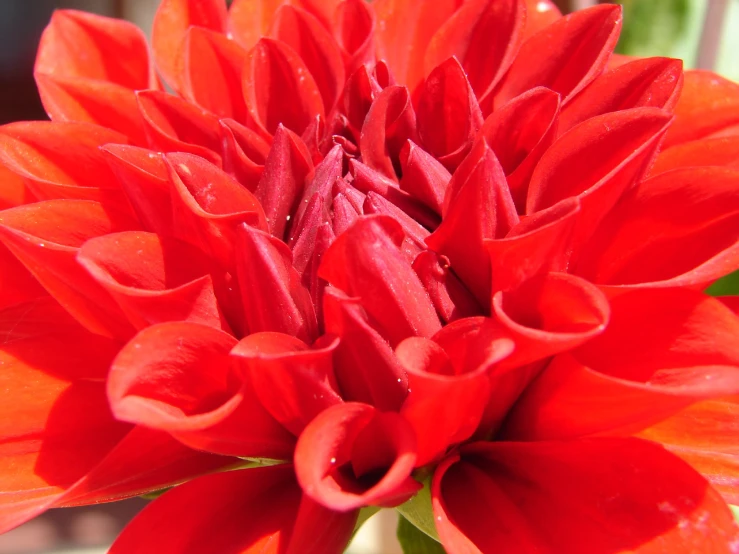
[108, 322, 295, 458]
[424, 0, 525, 107]
[319, 215, 440, 346]
[180, 27, 247, 122]
[503, 288, 739, 440]
[322, 288, 409, 411]
[295, 402, 420, 511]
[432, 439, 739, 554]
[397, 335, 512, 466]
[0, 200, 138, 339]
[243, 38, 325, 137]
[78, 232, 230, 332]
[333, 0, 376, 73]
[219, 118, 270, 191]
[137, 91, 223, 167]
[479, 87, 561, 210]
[399, 140, 451, 214]
[664, 70, 739, 147]
[228, 0, 283, 50]
[231, 332, 342, 436]
[495, 4, 622, 108]
[559, 57, 683, 134]
[575, 167, 739, 289]
[152, 0, 227, 91]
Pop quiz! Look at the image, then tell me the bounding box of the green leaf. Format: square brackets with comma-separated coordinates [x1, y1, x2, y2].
[352, 506, 381, 538]
[706, 270, 739, 296]
[731, 504, 739, 523]
[397, 475, 440, 542]
[397, 514, 447, 554]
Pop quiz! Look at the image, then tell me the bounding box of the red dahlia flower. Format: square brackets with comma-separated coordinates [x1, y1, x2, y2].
[1, 0, 739, 552]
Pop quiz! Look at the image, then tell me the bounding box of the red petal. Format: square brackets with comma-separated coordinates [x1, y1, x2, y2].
[108, 322, 295, 458]
[416, 57, 483, 171]
[333, 0, 376, 74]
[35, 10, 154, 90]
[575, 167, 739, 288]
[35, 75, 148, 145]
[319, 215, 440, 345]
[479, 86, 560, 210]
[341, 65, 383, 142]
[254, 125, 314, 240]
[152, 0, 227, 91]
[219, 118, 270, 191]
[650, 137, 739, 176]
[179, 27, 248, 122]
[522, 0, 561, 39]
[433, 438, 739, 553]
[559, 57, 683, 134]
[78, 231, 230, 332]
[322, 288, 409, 410]
[486, 198, 580, 293]
[360, 85, 419, 180]
[426, 140, 519, 306]
[0, 298, 128, 532]
[373, 0, 463, 91]
[504, 288, 739, 440]
[137, 90, 223, 167]
[641, 397, 739, 505]
[0, 244, 46, 310]
[526, 107, 672, 256]
[397, 335, 512, 466]
[100, 144, 172, 235]
[0, 163, 34, 210]
[231, 333, 342, 435]
[425, 0, 525, 107]
[167, 152, 268, 270]
[236, 224, 318, 342]
[664, 70, 739, 147]
[399, 140, 451, 214]
[0, 121, 130, 204]
[270, 5, 345, 112]
[495, 4, 622, 108]
[0, 200, 138, 339]
[228, 0, 283, 50]
[294, 402, 420, 511]
[243, 38, 325, 137]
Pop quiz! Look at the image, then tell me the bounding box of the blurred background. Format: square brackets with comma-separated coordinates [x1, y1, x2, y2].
[0, 0, 737, 552]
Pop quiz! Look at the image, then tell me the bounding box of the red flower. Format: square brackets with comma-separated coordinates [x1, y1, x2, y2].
[1, 0, 739, 552]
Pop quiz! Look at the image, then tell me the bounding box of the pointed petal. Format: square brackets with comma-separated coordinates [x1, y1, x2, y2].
[416, 58, 483, 171]
[360, 85, 419, 180]
[522, 0, 561, 39]
[504, 288, 739, 440]
[236, 224, 318, 342]
[495, 5, 622, 108]
[426, 140, 519, 306]
[295, 402, 420, 511]
[152, 0, 227, 91]
[425, 0, 525, 106]
[559, 57, 683, 134]
[433, 438, 739, 554]
[180, 27, 248, 122]
[108, 321, 295, 458]
[322, 288, 409, 411]
[232, 333, 342, 436]
[319, 215, 440, 345]
[479, 87, 560, 210]
[243, 38, 325, 137]
[219, 118, 270, 191]
[664, 70, 739, 147]
[575, 167, 739, 289]
[399, 140, 451, 214]
[333, 0, 376, 74]
[271, 5, 345, 112]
